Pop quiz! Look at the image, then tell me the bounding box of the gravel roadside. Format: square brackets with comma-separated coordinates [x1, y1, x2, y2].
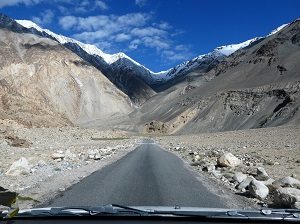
[0, 119, 138, 209]
[154, 125, 300, 208]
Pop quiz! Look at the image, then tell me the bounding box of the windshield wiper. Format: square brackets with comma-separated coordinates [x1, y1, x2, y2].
[163, 209, 300, 221]
[1, 205, 300, 222]
[1, 204, 150, 218]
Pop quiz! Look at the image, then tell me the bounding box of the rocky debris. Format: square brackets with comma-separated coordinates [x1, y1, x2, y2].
[5, 157, 31, 176]
[194, 154, 201, 162]
[51, 153, 65, 160]
[211, 170, 222, 179]
[90, 130, 129, 140]
[144, 121, 168, 134]
[87, 149, 101, 160]
[202, 164, 215, 172]
[37, 160, 47, 167]
[5, 134, 31, 148]
[260, 178, 275, 187]
[273, 177, 300, 189]
[158, 126, 300, 208]
[190, 161, 204, 166]
[0, 120, 136, 209]
[222, 171, 235, 180]
[232, 172, 247, 183]
[274, 187, 300, 208]
[236, 176, 255, 190]
[256, 167, 269, 181]
[65, 149, 76, 160]
[217, 153, 241, 167]
[249, 179, 269, 200]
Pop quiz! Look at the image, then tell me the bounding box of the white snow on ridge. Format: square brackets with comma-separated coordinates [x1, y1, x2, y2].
[214, 23, 289, 56]
[16, 20, 143, 67]
[268, 24, 288, 36]
[16, 20, 168, 79]
[16, 19, 290, 83]
[214, 37, 261, 56]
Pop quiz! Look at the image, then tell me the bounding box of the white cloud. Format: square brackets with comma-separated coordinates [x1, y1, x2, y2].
[73, 30, 111, 42]
[0, 0, 41, 8]
[135, 0, 147, 7]
[162, 46, 193, 63]
[158, 22, 171, 30]
[95, 0, 107, 10]
[58, 5, 69, 14]
[115, 33, 131, 42]
[129, 39, 141, 50]
[72, 0, 108, 14]
[95, 41, 113, 52]
[59, 13, 149, 32]
[65, 0, 108, 14]
[131, 27, 167, 38]
[58, 16, 77, 30]
[58, 12, 193, 65]
[80, 0, 90, 6]
[32, 9, 54, 25]
[142, 36, 170, 50]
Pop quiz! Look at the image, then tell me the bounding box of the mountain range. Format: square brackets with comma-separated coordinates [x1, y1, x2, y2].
[0, 13, 299, 133]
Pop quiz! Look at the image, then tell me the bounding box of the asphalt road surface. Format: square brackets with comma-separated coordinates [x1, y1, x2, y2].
[46, 139, 227, 208]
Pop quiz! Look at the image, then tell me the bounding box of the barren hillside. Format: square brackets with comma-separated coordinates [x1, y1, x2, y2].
[0, 28, 132, 127]
[112, 19, 300, 134]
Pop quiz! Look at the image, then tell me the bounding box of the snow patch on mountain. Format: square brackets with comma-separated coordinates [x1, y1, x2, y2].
[17, 20, 142, 66]
[16, 19, 290, 84]
[160, 22, 290, 82]
[214, 37, 261, 56]
[268, 23, 288, 36]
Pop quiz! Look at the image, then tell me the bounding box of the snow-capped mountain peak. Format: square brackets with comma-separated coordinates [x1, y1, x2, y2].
[214, 37, 261, 56]
[16, 20, 141, 66]
[16, 19, 290, 85]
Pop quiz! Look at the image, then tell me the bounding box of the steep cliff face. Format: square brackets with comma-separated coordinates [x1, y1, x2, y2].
[0, 28, 132, 127]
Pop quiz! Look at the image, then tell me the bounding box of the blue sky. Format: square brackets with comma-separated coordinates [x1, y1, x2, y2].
[1, 0, 299, 72]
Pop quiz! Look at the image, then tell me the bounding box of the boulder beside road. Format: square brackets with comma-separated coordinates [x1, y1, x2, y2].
[51, 153, 65, 160]
[249, 179, 269, 200]
[274, 187, 300, 209]
[217, 153, 241, 167]
[5, 157, 30, 176]
[273, 177, 300, 189]
[233, 172, 247, 183]
[256, 167, 269, 181]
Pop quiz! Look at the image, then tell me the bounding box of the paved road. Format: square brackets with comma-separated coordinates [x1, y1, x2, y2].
[46, 140, 227, 207]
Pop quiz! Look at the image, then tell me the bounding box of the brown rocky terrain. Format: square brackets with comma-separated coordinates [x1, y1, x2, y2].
[0, 28, 132, 127]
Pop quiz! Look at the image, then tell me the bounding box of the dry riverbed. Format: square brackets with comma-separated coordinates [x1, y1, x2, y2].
[154, 125, 300, 208]
[0, 119, 137, 209]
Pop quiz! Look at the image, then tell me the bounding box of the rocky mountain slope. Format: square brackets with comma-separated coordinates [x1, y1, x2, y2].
[1, 13, 299, 133]
[15, 18, 156, 105]
[0, 18, 132, 127]
[111, 19, 300, 134]
[15, 17, 266, 96]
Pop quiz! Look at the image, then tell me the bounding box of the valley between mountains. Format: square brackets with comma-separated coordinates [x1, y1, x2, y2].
[0, 13, 300, 209]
